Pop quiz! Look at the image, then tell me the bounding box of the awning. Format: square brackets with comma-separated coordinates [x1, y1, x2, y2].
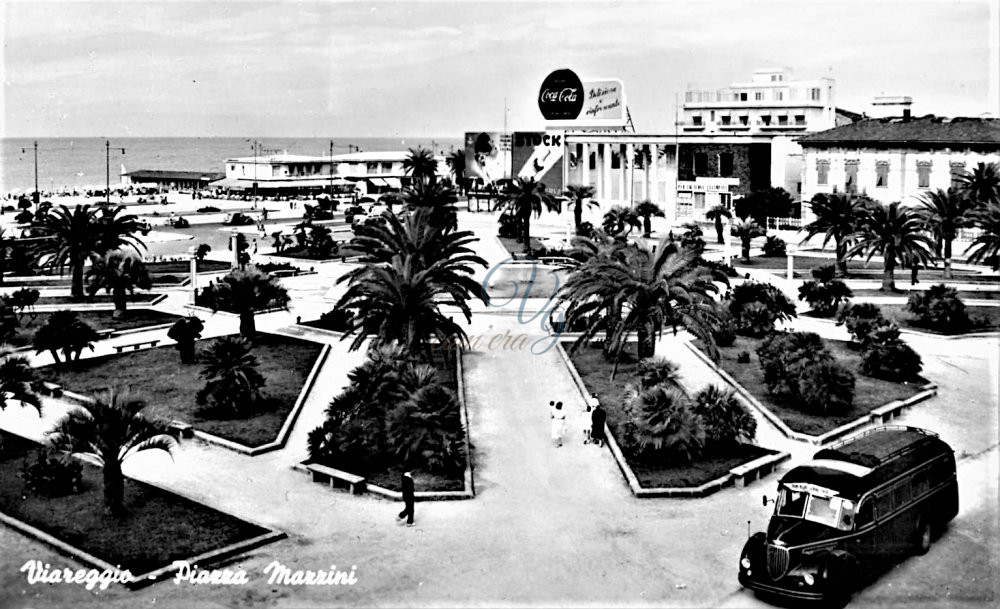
[209, 177, 347, 190]
[367, 178, 388, 187]
[382, 177, 403, 189]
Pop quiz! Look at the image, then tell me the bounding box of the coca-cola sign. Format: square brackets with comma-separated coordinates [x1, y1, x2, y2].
[538, 69, 584, 120]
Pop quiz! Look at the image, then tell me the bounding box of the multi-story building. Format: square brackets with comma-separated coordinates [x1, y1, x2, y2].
[798, 114, 1000, 220]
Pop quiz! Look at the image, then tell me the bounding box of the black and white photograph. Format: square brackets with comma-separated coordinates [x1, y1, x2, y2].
[0, 1, 997, 607]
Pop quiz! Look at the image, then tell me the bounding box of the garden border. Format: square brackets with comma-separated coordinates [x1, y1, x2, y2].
[683, 340, 938, 446]
[0, 432, 287, 590]
[803, 312, 1000, 341]
[183, 303, 289, 317]
[554, 341, 790, 498]
[294, 348, 476, 501]
[30, 294, 168, 312]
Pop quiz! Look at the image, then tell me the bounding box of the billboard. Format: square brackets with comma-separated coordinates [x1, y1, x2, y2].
[465, 132, 511, 186]
[512, 131, 564, 193]
[538, 69, 627, 128]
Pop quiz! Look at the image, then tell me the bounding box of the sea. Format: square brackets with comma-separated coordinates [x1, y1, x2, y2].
[0, 136, 463, 194]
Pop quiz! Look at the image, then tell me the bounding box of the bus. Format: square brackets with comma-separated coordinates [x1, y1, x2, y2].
[738, 425, 958, 607]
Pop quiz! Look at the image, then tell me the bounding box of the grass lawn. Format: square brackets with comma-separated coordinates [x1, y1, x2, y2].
[0, 429, 273, 575]
[878, 304, 1000, 334]
[7, 309, 183, 348]
[39, 333, 324, 448]
[34, 293, 161, 306]
[566, 343, 777, 488]
[145, 259, 231, 274]
[851, 288, 999, 301]
[744, 254, 998, 283]
[695, 336, 926, 436]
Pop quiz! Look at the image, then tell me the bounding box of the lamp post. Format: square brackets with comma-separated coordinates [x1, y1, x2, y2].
[787, 244, 796, 281]
[188, 245, 199, 304]
[106, 141, 125, 206]
[251, 140, 259, 209]
[19, 141, 39, 209]
[723, 215, 732, 266]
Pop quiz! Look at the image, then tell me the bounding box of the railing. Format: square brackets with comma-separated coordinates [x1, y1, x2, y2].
[766, 217, 803, 230]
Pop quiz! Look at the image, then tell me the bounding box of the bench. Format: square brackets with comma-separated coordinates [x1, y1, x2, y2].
[167, 420, 194, 439]
[114, 339, 160, 354]
[305, 463, 366, 495]
[40, 382, 63, 398]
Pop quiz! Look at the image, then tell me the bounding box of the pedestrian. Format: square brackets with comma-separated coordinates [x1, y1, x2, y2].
[911, 262, 920, 285]
[582, 404, 593, 444]
[262, 208, 269, 221]
[396, 471, 415, 527]
[252, 239, 258, 255]
[550, 401, 567, 447]
[591, 400, 607, 448]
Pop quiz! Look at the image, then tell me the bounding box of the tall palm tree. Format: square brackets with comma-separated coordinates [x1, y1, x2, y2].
[337, 207, 487, 360]
[500, 177, 561, 257]
[559, 237, 726, 373]
[446, 150, 466, 192]
[33, 310, 99, 365]
[564, 184, 597, 232]
[602, 205, 642, 237]
[47, 388, 175, 516]
[957, 161, 1000, 209]
[0, 354, 42, 414]
[401, 179, 459, 232]
[196, 336, 265, 414]
[31, 205, 145, 299]
[731, 218, 765, 262]
[964, 201, 1000, 268]
[846, 202, 935, 291]
[198, 268, 290, 338]
[402, 147, 438, 186]
[85, 249, 152, 318]
[705, 204, 732, 244]
[801, 192, 870, 276]
[916, 188, 972, 279]
[634, 200, 665, 238]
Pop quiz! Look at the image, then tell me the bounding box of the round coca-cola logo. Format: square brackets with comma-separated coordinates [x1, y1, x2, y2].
[538, 69, 584, 120]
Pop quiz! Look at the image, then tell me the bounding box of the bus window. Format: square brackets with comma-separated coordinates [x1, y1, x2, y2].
[777, 488, 807, 517]
[892, 481, 912, 509]
[856, 500, 873, 526]
[875, 492, 893, 520]
[913, 468, 930, 497]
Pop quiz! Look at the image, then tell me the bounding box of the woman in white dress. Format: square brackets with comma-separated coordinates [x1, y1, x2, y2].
[550, 401, 567, 447]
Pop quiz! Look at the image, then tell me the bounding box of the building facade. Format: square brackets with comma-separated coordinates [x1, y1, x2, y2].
[798, 116, 1000, 220]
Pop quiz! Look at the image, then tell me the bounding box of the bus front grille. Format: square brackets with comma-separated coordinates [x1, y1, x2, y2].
[766, 544, 790, 580]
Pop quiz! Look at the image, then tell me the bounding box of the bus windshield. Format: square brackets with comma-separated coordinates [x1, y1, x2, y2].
[776, 487, 855, 530]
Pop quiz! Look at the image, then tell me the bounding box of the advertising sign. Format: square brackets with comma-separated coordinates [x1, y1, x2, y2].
[538, 69, 585, 120]
[539, 71, 628, 129]
[512, 131, 564, 193]
[464, 132, 511, 186]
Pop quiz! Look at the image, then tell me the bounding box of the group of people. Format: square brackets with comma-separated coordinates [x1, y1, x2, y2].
[549, 395, 606, 448]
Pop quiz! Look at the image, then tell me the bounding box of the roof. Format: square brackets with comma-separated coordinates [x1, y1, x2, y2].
[834, 107, 865, 122]
[799, 115, 1000, 147]
[124, 170, 223, 181]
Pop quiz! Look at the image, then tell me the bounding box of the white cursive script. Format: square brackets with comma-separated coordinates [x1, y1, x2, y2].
[172, 561, 249, 585]
[20, 560, 133, 590]
[263, 560, 358, 586]
[539, 87, 579, 104]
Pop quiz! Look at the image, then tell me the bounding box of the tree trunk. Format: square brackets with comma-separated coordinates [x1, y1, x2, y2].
[715, 217, 724, 244]
[574, 202, 583, 231]
[103, 458, 125, 516]
[835, 239, 848, 277]
[112, 286, 127, 319]
[643, 216, 652, 238]
[179, 340, 195, 364]
[881, 253, 897, 291]
[49, 349, 61, 365]
[943, 239, 953, 279]
[522, 211, 532, 257]
[71, 257, 85, 300]
[742, 239, 751, 262]
[240, 312, 256, 339]
[637, 323, 656, 359]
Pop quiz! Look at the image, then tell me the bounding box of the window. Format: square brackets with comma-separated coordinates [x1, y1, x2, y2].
[694, 192, 706, 209]
[272, 166, 280, 177]
[950, 163, 966, 189]
[755, 91, 764, 101]
[913, 468, 931, 497]
[817, 160, 830, 185]
[719, 153, 734, 177]
[795, 115, 806, 125]
[710, 111, 715, 121]
[778, 115, 788, 126]
[721, 115, 732, 126]
[694, 153, 709, 176]
[739, 92, 748, 101]
[810, 88, 821, 101]
[892, 482, 912, 509]
[366, 162, 378, 173]
[917, 162, 932, 188]
[229, 165, 235, 171]
[876, 161, 890, 187]
[845, 161, 859, 193]
[856, 500, 874, 526]
[761, 115, 772, 126]
[692, 116, 703, 126]
[381, 162, 392, 173]
[874, 492, 893, 520]
[739, 115, 749, 126]
[775, 91, 784, 101]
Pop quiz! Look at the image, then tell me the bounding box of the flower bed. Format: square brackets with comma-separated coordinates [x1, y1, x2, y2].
[6, 309, 182, 348]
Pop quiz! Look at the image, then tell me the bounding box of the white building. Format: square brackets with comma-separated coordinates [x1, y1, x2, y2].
[798, 114, 1000, 220]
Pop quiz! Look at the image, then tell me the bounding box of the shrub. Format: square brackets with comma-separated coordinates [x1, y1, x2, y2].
[798, 265, 853, 317]
[696, 258, 740, 279]
[386, 384, 466, 475]
[197, 206, 221, 213]
[796, 359, 856, 415]
[762, 235, 787, 257]
[729, 281, 797, 336]
[623, 385, 704, 465]
[906, 284, 970, 332]
[737, 350, 751, 363]
[837, 303, 886, 345]
[171, 216, 190, 228]
[859, 322, 923, 380]
[712, 315, 738, 347]
[195, 336, 266, 414]
[692, 385, 756, 450]
[498, 212, 521, 239]
[314, 308, 354, 332]
[636, 357, 682, 390]
[756, 331, 856, 414]
[21, 448, 82, 496]
[576, 221, 597, 239]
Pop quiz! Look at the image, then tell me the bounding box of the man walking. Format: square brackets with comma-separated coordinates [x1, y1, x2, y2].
[397, 471, 415, 527]
[591, 401, 607, 448]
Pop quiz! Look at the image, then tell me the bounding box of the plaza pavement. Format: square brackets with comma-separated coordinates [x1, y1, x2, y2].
[0, 207, 997, 608]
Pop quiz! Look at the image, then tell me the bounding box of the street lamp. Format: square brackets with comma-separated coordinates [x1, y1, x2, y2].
[20, 141, 39, 210]
[187, 245, 199, 304]
[106, 140, 125, 206]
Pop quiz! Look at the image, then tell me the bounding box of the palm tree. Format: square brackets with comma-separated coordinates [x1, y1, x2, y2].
[634, 200, 665, 238]
[196, 336, 265, 414]
[197, 269, 290, 338]
[47, 388, 175, 516]
[401, 179, 459, 232]
[624, 384, 705, 464]
[559, 237, 726, 373]
[964, 201, 1000, 268]
[564, 184, 597, 232]
[731, 218, 765, 262]
[801, 192, 871, 276]
[846, 201, 935, 291]
[602, 205, 642, 237]
[957, 161, 1000, 209]
[386, 381, 465, 474]
[337, 207, 487, 360]
[402, 147, 438, 186]
[85, 249, 152, 318]
[446, 150, 466, 193]
[33, 310, 99, 365]
[705, 204, 732, 244]
[0, 354, 42, 414]
[499, 177, 561, 257]
[916, 188, 972, 279]
[166, 316, 205, 364]
[31, 204, 145, 299]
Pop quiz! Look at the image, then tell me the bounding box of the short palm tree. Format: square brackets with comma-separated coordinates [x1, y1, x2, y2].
[634, 200, 665, 238]
[846, 202, 935, 291]
[47, 388, 175, 515]
[964, 201, 1000, 267]
[198, 269, 290, 338]
[602, 205, 642, 237]
[559, 237, 726, 373]
[802, 192, 870, 276]
[500, 177, 561, 257]
[386, 382, 465, 474]
[916, 188, 972, 279]
[31, 204, 145, 299]
[401, 179, 459, 232]
[196, 336, 265, 414]
[705, 204, 732, 244]
[86, 249, 152, 318]
[403, 147, 438, 186]
[564, 184, 597, 232]
[957, 161, 1000, 209]
[446, 150, 466, 192]
[731, 218, 765, 262]
[33, 310, 99, 365]
[0, 354, 42, 414]
[624, 384, 705, 465]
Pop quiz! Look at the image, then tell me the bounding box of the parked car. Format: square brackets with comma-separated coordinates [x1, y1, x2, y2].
[738, 426, 958, 608]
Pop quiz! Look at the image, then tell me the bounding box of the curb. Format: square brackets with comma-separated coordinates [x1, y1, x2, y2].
[803, 313, 1000, 341]
[683, 341, 938, 446]
[554, 341, 789, 497]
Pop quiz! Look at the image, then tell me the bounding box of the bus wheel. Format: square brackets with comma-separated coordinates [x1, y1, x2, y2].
[914, 518, 933, 555]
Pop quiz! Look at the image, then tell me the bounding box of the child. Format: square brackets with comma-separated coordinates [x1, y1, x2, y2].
[583, 405, 593, 444]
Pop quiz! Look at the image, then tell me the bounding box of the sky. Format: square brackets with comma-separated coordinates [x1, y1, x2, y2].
[0, 0, 997, 138]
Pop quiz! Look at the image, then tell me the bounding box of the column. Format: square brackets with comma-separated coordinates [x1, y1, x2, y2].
[649, 144, 659, 202]
[618, 144, 626, 203]
[625, 143, 634, 205]
[602, 143, 612, 202]
[595, 144, 603, 199]
[580, 142, 590, 186]
[641, 144, 649, 201]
